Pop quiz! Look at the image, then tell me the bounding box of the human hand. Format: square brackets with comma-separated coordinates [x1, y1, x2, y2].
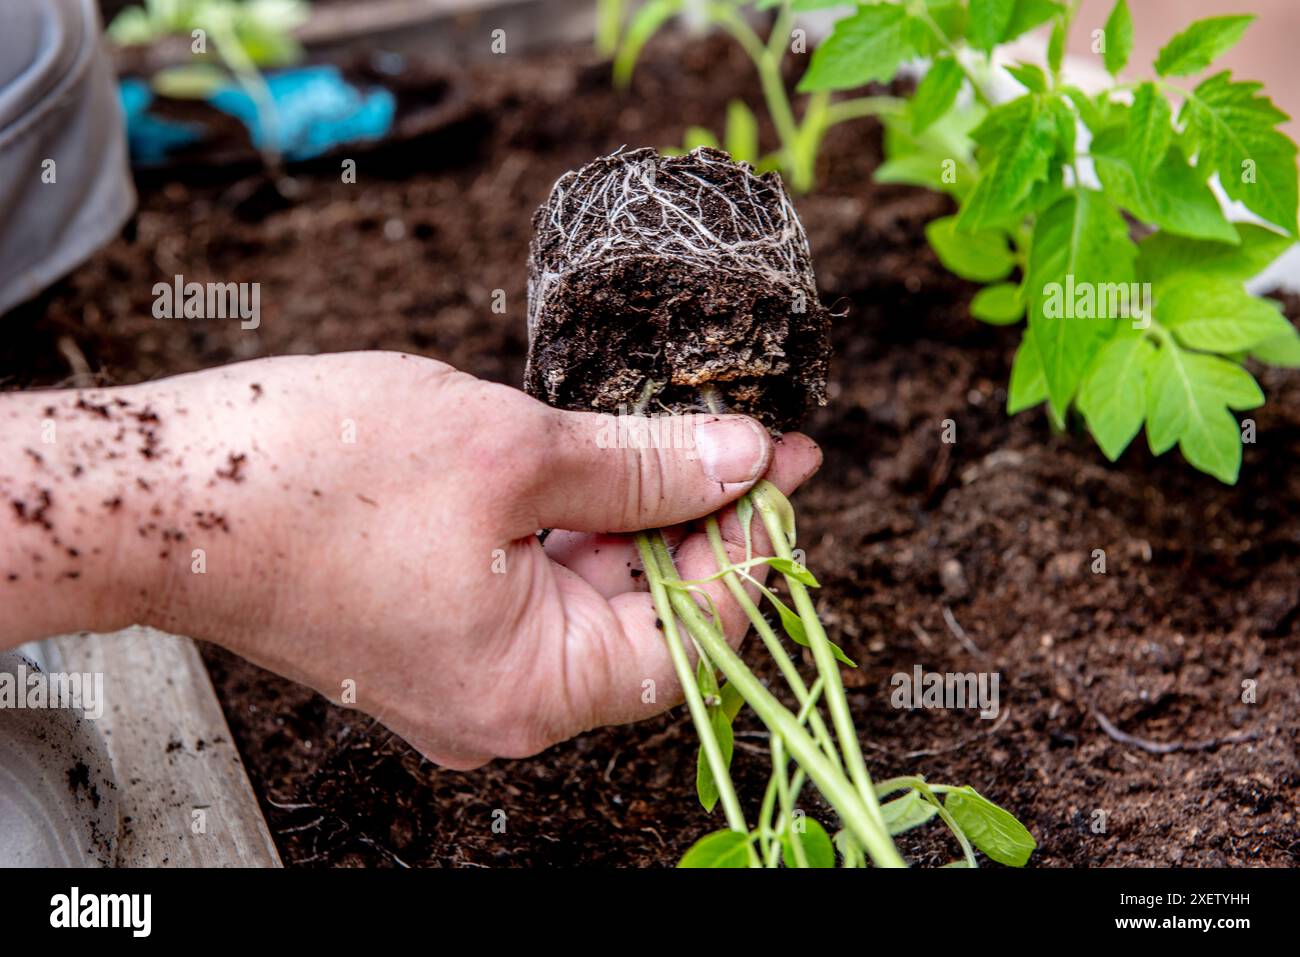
[1, 352, 821, 768]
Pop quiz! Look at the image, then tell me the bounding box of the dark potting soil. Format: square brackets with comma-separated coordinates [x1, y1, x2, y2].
[3, 33, 1298, 867]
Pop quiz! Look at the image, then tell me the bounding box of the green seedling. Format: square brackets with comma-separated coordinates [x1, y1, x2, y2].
[109, 0, 309, 163]
[606, 0, 1300, 483]
[633, 479, 1036, 867]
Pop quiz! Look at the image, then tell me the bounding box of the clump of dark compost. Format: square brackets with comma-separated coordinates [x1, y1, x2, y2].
[525, 147, 831, 432]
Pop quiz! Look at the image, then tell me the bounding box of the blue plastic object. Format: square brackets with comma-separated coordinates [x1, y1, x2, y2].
[207, 65, 396, 161]
[118, 77, 204, 165]
[118, 66, 396, 165]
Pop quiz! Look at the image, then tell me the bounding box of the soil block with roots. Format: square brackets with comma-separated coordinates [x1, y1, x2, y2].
[525, 147, 831, 432]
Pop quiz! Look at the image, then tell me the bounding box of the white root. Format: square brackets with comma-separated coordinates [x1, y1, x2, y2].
[526, 146, 819, 351]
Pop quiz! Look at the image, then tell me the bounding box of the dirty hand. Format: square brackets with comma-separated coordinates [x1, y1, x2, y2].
[1, 352, 821, 768]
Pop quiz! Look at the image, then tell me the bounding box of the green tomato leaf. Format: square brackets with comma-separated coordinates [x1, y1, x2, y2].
[969, 0, 1015, 52]
[1123, 82, 1173, 173]
[1138, 224, 1293, 286]
[1047, 17, 1066, 75]
[1180, 72, 1299, 235]
[833, 829, 866, 869]
[1159, 278, 1293, 353]
[881, 789, 941, 835]
[1001, 0, 1063, 43]
[912, 57, 965, 134]
[1078, 334, 1156, 460]
[781, 817, 835, 868]
[719, 681, 745, 722]
[683, 126, 720, 151]
[694, 656, 732, 813]
[927, 215, 1016, 282]
[798, 4, 921, 93]
[1102, 0, 1133, 76]
[1061, 85, 1105, 134]
[695, 702, 734, 813]
[1025, 189, 1138, 416]
[971, 283, 1024, 325]
[678, 829, 753, 868]
[1154, 15, 1253, 77]
[943, 786, 1037, 867]
[1145, 346, 1263, 483]
[956, 95, 1059, 230]
[613, 0, 682, 88]
[767, 557, 820, 588]
[878, 104, 982, 199]
[1008, 327, 1049, 414]
[764, 589, 856, 667]
[1251, 329, 1300, 367]
[725, 100, 759, 165]
[1093, 138, 1238, 244]
[1005, 62, 1047, 94]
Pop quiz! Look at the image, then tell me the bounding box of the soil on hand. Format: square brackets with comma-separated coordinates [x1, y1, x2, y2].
[525, 147, 830, 431]
[4, 33, 1298, 867]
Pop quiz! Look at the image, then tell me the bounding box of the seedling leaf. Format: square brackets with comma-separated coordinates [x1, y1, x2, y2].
[1007, 328, 1049, 415]
[725, 100, 760, 165]
[767, 557, 820, 588]
[926, 215, 1015, 282]
[969, 0, 1014, 52]
[1160, 278, 1293, 353]
[881, 789, 941, 835]
[1001, 0, 1063, 44]
[911, 57, 964, 134]
[781, 818, 836, 868]
[1180, 72, 1298, 235]
[956, 95, 1058, 230]
[1137, 224, 1292, 287]
[1251, 329, 1300, 368]
[970, 283, 1023, 325]
[1145, 345, 1263, 483]
[1025, 189, 1137, 415]
[1078, 334, 1155, 461]
[798, 4, 921, 93]
[678, 829, 753, 868]
[613, 0, 682, 88]
[694, 656, 733, 813]
[1102, 0, 1133, 75]
[1154, 15, 1253, 77]
[943, 786, 1037, 867]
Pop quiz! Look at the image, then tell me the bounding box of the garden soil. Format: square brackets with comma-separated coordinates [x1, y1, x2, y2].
[3, 33, 1296, 867]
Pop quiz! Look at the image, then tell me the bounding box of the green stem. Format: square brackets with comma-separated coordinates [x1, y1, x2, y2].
[916, 7, 993, 108]
[750, 485, 892, 840]
[704, 514, 842, 770]
[634, 534, 753, 857]
[823, 95, 907, 127]
[771, 736, 808, 867]
[709, 4, 801, 179]
[208, 15, 281, 168]
[876, 776, 976, 867]
[650, 533, 905, 867]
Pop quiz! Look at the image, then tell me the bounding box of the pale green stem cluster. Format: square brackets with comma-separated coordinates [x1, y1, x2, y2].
[705, 3, 904, 192]
[633, 481, 905, 868]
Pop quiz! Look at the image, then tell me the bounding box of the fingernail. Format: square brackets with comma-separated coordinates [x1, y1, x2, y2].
[696, 417, 770, 486]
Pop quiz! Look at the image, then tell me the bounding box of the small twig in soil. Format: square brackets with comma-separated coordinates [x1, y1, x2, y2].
[860, 707, 1012, 760]
[1087, 702, 1261, 755]
[942, 605, 986, 659]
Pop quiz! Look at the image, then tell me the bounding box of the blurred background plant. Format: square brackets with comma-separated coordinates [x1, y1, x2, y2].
[109, 0, 309, 161]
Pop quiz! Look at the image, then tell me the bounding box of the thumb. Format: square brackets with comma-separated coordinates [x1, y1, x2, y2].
[517, 407, 773, 535]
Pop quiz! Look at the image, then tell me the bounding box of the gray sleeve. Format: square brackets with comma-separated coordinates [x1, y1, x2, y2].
[0, 0, 136, 317]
